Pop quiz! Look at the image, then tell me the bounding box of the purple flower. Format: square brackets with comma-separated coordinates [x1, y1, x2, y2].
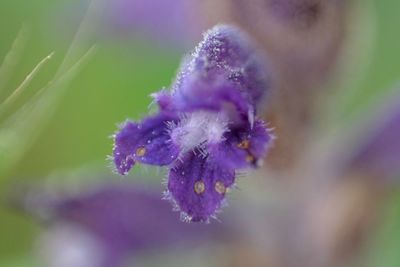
[17, 183, 223, 267]
[112, 25, 274, 222]
[349, 92, 400, 178]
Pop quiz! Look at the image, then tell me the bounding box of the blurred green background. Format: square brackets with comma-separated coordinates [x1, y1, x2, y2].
[0, 1, 182, 265]
[0, 0, 399, 266]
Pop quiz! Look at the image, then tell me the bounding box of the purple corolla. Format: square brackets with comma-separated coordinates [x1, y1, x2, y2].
[112, 25, 274, 222]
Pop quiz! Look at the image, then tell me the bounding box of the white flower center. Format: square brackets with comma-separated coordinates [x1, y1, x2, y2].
[171, 111, 229, 153]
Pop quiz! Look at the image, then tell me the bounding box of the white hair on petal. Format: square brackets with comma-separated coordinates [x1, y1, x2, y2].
[170, 111, 229, 153]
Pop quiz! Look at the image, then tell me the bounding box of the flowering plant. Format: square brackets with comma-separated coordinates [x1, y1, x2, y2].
[112, 25, 274, 222]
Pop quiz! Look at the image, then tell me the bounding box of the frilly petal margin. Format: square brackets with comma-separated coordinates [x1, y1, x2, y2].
[113, 112, 180, 175]
[209, 119, 274, 169]
[166, 151, 235, 222]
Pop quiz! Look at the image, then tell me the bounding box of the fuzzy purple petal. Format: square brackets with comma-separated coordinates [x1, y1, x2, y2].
[172, 25, 270, 117]
[174, 77, 251, 116]
[167, 152, 235, 222]
[113, 113, 179, 175]
[151, 89, 177, 112]
[209, 119, 273, 169]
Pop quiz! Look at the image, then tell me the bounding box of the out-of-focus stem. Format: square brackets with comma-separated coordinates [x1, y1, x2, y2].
[0, 24, 29, 94]
[0, 52, 54, 116]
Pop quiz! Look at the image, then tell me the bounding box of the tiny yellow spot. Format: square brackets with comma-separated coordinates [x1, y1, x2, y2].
[194, 181, 205, 194]
[215, 181, 226, 194]
[135, 147, 146, 157]
[246, 154, 255, 163]
[237, 139, 250, 149]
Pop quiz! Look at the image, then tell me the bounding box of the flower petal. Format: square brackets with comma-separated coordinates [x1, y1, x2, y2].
[172, 25, 270, 118]
[209, 119, 274, 169]
[174, 77, 251, 116]
[167, 152, 235, 222]
[150, 89, 176, 112]
[113, 113, 179, 175]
